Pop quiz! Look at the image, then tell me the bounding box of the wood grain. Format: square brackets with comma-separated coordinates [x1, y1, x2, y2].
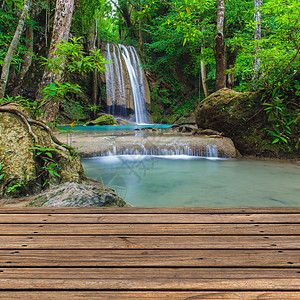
[1, 208, 300, 295]
[0, 235, 299, 249]
[1, 223, 300, 235]
[1, 207, 300, 214]
[1, 268, 300, 290]
[0, 249, 300, 267]
[1, 291, 300, 299]
[1, 213, 300, 223]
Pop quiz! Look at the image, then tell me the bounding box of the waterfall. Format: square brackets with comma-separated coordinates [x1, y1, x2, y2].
[105, 42, 150, 124]
[98, 144, 219, 158]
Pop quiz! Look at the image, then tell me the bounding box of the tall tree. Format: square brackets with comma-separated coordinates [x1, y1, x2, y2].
[37, 0, 75, 122]
[214, 0, 226, 91]
[200, 47, 208, 97]
[0, 0, 31, 99]
[253, 0, 262, 77]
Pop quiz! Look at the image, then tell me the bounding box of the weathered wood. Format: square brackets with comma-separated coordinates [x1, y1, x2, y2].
[0, 235, 299, 249]
[1, 223, 300, 235]
[1, 208, 300, 294]
[1, 291, 300, 299]
[1, 213, 300, 223]
[1, 268, 300, 290]
[1, 207, 300, 214]
[1, 249, 299, 267]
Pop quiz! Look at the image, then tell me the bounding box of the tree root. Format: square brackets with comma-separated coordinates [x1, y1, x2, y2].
[0, 105, 76, 156]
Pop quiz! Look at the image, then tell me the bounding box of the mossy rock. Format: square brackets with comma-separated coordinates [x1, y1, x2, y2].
[86, 114, 117, 126]
[0, 109, 86, 198]
[195, 88, 268, 155]
[0, 112, 38, 198]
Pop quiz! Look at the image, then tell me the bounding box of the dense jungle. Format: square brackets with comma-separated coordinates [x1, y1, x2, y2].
[0, 0, 299, 203]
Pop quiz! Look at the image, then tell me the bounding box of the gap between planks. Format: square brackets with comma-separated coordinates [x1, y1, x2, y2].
[1, 207, 300, 214]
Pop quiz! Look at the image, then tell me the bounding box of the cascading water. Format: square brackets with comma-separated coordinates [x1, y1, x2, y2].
[98, 144, 219, 158]
[105, 42, 149, 124]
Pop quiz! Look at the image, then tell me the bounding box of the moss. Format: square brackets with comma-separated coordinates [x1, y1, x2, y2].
[195, 88, 271, 156]
[86, 114, 117, 126]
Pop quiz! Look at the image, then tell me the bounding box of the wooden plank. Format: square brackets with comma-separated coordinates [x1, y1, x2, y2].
[1, 268, 300, 290]
[1, 213, 300, 223]
[0, 235, 299, 249]
[1, 207, 300, 214]
[1, 291, 300, 300]
[1, 249, 300, 267]
[1, 223, 300, 235]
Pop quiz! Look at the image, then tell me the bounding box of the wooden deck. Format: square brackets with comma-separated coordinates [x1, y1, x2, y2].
[0, 207, 300, 299]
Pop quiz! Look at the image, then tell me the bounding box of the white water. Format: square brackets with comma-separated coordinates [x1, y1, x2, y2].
[99, 144, 219, 158]
[104, 43, 115, 115]
[105, 43, 149, 124]
[112, 44, 126, 116]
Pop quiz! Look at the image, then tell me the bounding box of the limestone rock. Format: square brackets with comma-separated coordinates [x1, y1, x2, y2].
[26, 179, 130, 207]
[0, 111, 86, 198]
[86, 114, 117, 126]
[0, 112, 37, 197]
[195, 88, 265, 155]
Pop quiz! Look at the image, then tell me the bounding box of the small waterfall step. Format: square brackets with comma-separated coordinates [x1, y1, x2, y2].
[73, 135, 237, 159]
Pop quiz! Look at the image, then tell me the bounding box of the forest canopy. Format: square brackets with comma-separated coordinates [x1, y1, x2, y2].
[0, 0, 299, 152]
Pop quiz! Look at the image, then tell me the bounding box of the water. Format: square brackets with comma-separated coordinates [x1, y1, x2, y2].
[59, 124, 172, 133]
[119, 44, 149, 124]
[99, 144, 219, 158]
[82, 156, 300, 207]
[105, 43, 149, 124]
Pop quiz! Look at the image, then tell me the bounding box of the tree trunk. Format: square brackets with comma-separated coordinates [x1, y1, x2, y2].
[214, 0, 226, 91]
[226, 48, 238, 89]
[253, 0, 262, 78]
[92, 19, 98, 120]
[0, 0, 31, 99]
[138, 3, 143, 48]
[37, 0, 75, 123]
[200, 47, 208, 98]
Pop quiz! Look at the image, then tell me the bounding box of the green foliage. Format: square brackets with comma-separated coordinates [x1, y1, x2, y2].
[40, 163, 60, 187]
[0, 163, 5, 182]
[232, 0, 300, 91]
[7, 182, 23, 193]
[0, 4, 28, 68]
[39, 37, 107, 121]
[88, 105, 101, 112]
[41, 82, 81, 106]
[40, 38, 107, 74]
[1, 95, 42, 117]
[29, 146, 61, 187]
[72, 0, 119, 42]
[263, 96, 300, 152]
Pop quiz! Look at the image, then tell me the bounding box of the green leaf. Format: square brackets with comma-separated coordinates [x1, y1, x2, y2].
[50, 83, 56, 90]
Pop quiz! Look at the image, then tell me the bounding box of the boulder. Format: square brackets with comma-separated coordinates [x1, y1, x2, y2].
[86, 114, 117, 126]
[0, 110, 86, 198]
[195, 88, 266, 155]
[0, 112, 38, 197]
[25, 179, 130, 207]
